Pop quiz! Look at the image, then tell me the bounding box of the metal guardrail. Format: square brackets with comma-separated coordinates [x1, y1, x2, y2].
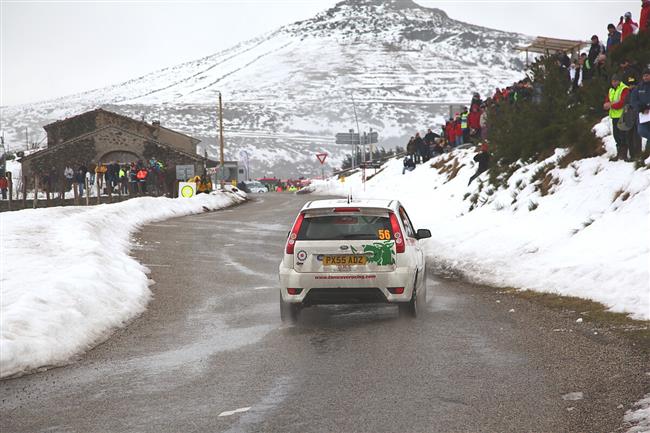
[333, 151, 406, 177]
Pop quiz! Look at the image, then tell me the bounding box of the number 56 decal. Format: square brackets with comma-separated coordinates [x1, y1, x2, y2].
[377, 229, 391, 240]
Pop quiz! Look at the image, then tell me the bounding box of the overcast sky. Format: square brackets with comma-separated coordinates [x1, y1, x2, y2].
[1, 0, 641, 106]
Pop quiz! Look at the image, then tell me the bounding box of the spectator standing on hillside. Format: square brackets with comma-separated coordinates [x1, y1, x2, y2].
[414, 132, 426, 164]
[620, 58, 641, 87]
[445, 119, 455, 146]
[468, 142, 490, 186]
[424, 128, 438, 160]
[455, 116, 463, 146]
[460, 107, 470, 143]
[470, 93, 482, 108]
[0, 175, 8, 200]
[585, 35, 606, 80]
[619, 63, 643, 158]
[630, 67, 650, 152]
[604, 74, 631, 160]
[618, 12, 639, 41]
[607, 24, 622, 51]
[570, 60, 584, 91]
[641, 0, 650, 32]
[406, 136, 416, 161]
[557, 51, 571, 69]
[480, 105, 489, 140]
[468, 104, 481, 138]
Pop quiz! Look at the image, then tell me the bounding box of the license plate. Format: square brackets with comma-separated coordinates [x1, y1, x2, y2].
[323, 255, 367, 266]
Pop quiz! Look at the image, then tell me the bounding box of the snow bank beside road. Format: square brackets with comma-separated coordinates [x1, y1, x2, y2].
[313, 118, 649, 320]
[0, 191, 246, 378]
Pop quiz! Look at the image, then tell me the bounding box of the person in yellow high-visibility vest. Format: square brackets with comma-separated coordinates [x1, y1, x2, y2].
[604, 74, 630, 160]
[460, 107, 469, 144]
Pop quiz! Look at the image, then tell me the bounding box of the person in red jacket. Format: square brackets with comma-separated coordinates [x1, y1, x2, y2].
[640, 0, 650, 32]
[454, 117, 463, 146]
[468, 105, 482, 137]
[0, 175, 8, 200]
[445, 119, 455, 146]
[617, 11, 639, 41]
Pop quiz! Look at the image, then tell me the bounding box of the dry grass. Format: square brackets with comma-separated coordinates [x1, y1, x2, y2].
[539, 173, 560, 197]
[612, 189, 625, 202]
[446, 159, 466, 181]
[510, 289, 650, 352]
[430, 154, 454, 170]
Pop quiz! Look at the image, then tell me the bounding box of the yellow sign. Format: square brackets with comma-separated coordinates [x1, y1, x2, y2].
[178, 182, 196, 198]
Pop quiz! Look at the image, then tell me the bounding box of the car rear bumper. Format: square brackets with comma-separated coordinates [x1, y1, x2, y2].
[278, 267, 415, 304]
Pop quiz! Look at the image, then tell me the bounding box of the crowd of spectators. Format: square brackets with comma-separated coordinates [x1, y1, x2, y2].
[403, 2, 649, 180]
[29, 156, 170, 200]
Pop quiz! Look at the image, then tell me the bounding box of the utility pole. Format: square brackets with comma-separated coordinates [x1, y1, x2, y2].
[218, 92, 225, 188]
[350, 92, 362, 165]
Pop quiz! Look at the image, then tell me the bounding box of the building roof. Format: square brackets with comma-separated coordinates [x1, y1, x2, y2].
[516, 36, 589, 54]
[20, 124, 205, 163]
[43, 108, 200, 145]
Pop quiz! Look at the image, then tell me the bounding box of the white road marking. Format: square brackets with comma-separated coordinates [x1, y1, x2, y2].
[252, 286, 273, 291]
[562, 392, 584, 401]
[218, 407, 251, 417]
[224, 244, 235, 247]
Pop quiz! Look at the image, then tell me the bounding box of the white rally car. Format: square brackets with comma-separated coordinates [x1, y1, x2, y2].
[278, 199, 431, 322]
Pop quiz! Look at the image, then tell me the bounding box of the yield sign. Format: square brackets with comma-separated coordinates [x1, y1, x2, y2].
[316, 153, 328, 164]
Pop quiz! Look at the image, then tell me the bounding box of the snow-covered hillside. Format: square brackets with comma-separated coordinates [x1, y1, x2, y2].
[312, 117, 650, 321]
[0, 0, 528, 177]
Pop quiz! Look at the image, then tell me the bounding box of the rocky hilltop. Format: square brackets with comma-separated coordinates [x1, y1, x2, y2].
[1, 0, 529, 176]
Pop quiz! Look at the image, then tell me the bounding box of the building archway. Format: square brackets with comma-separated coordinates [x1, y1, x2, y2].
[99, 150, 140, 165]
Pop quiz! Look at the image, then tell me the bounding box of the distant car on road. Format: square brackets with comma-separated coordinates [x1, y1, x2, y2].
[242, 180, 268, 193]
[278, 199, 431, 322]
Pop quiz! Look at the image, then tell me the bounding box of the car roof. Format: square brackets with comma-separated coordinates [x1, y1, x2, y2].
[301, 198, 399, 212]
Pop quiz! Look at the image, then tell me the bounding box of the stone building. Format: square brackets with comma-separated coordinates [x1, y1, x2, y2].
[19, 108, 205, 187]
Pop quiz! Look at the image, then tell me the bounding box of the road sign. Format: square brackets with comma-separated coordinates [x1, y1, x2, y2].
[178, 182, 196, 198]
[176, 164, 195, 181]
[362, 131, 379, 144]
[335, 131, 378, 145]
[316, 153, 328, 164]
[335, 132, 360, 145]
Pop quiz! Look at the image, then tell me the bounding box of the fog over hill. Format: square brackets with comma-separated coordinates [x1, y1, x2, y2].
[1, 0, 530, 177]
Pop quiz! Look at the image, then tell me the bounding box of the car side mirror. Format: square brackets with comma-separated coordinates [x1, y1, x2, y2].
[416, 229, 431, 240]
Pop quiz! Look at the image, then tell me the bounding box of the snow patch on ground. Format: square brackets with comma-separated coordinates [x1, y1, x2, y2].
[311, 117, 649, 320]
[0, 190, 246, 378]
[625, 395, 650, 433]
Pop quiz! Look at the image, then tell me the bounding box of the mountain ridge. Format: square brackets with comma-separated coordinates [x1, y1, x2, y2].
[1, 0, 530, 177]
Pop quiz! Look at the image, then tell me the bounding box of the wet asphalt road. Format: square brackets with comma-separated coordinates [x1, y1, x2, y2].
[1, 193, 648, 433]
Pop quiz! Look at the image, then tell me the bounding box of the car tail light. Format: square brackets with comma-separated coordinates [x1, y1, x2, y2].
[285, 213, 305, 254]
[388, 287, 404, 295]
[287, 288, 303, 295]
[389, 213, 405, 253]
[333, 207, 360, 212]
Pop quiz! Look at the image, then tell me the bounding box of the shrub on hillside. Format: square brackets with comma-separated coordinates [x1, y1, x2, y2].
[489, 56, 601, 168]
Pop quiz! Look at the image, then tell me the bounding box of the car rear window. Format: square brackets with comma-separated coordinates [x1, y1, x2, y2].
[297, 215, 393, 241]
